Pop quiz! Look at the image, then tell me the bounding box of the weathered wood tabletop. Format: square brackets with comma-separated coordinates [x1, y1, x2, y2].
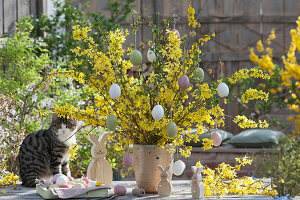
[0, 180, 292, 200]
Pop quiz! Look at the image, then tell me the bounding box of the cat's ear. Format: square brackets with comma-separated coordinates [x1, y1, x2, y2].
[52, 113, 58, 122]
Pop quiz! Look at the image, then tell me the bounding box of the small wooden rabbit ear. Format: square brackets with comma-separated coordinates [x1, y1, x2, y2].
[196, 167, 203, 174]
[98, 132, 109, 146]
[88, 134, 99, 145]
[157, 165, 164, 172]
[165, 165, 170, 172]
[191, 166, 197, 174]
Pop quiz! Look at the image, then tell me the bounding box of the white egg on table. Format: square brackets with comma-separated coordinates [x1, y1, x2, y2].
[88, 181, 97, 188]
[217, 82, 229, 97]
[109, 84, 121, 99]
[56, 175, 69, 186]
[173, 160, 186, 176]
[147, 49, 156, 63]
[73, 183, 86, 188]
[152, 105, 164, 120]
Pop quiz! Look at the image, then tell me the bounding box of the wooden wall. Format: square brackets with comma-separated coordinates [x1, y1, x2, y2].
[0, 0, 46, 36]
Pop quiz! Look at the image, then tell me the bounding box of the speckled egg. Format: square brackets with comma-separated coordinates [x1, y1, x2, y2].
[114, 185, 127, 196]
[193, 67, 204, 83]
[217, 82, 229, 97]
[152, 105, 164, 120]
[109, 84, 121, 99]
[173, 160, 186, 176]
[106, 114, 117, 131]
[123, 153, 134, 167]
[211, 131, 222, 146]
[171, 29, 180, 38]
[166, 122, 178, 138]
[147, 49, 156, 63]
[178, 74, 190, 90]
[130, 50, 142, 66]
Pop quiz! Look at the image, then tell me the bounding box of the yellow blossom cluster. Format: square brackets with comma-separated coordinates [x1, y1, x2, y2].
[241, 88, 269, 103]
[0, 172, 19, 188]
[197, 156, 278, 198]
[233, 115, 269, 129]
[228, 68, 270, 84]
[187, 2, 200, 28]
[68, 143, 79, 161]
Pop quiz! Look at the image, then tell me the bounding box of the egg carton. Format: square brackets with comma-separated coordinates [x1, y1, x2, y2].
[36, 184, 110, 199]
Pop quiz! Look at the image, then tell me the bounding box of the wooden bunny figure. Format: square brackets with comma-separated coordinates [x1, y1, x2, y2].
[87, 132, 112, 186]
[191, 166, 205, 199]
[157, 165, 172, 196]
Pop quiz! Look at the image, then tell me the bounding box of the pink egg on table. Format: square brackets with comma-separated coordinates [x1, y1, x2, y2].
[123, 153, 134, 167]
[211, 132, 222, 146]
[59, 184, 72, 188]
[82, 178, 90, 185]
[68, 176, 74, 181]
[114, 185, 127, 196]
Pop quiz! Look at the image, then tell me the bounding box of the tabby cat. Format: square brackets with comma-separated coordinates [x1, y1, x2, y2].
[17, 114, 77, 187]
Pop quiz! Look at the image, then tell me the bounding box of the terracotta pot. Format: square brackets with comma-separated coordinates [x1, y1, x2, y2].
[133, 145, 174, 194]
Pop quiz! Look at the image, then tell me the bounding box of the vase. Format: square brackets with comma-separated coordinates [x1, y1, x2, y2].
[133, 145, 174, 194]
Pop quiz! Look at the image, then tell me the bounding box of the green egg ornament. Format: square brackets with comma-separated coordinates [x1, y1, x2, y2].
[166, 122, 178, 138]
[130, 50, 142, 66]
[193, 67, 204, 83]
[106, 114, 117, 131]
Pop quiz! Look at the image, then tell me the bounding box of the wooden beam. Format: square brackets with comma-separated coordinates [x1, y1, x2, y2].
[4, 0, 17, 36]
[0, 0, 3, 35]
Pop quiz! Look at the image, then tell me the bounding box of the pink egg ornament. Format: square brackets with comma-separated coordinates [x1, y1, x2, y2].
[171, 29, 180, 38]
[123, 153, 134, 167]
[178, 74, 190, 90]
[82, 178, 90, 185]
[211, 132, 222, 146]
[114, 185, 127, 196]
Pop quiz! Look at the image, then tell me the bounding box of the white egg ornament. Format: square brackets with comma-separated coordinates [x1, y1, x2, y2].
[178, 74, 190, 90]
[217, 82, 229, 97]
[130, 50, 142, 66]
[147, 49, 156, 63]
[152, 105, 164, 120]
[166, 122, 178, 138]
[211, 131, 222, 146]
[56, 175, 69, 186]
[109, 84, 121, 99]
[106, 114, 117, 131]
[123, 153, 134, 167]
[173, 160, 186, 176]
[193, 67, 204, 83]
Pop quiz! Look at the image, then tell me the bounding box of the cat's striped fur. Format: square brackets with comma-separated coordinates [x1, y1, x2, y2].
[17, 115, 77, 187]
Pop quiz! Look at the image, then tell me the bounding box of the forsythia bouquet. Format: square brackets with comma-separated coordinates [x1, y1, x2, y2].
[52, 3, 270, 157]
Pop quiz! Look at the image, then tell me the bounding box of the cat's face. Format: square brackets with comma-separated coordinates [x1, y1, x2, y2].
[51, 115, 77, 141]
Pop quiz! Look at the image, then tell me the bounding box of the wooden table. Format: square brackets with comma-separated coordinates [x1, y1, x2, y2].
[0, 180, 278, 199]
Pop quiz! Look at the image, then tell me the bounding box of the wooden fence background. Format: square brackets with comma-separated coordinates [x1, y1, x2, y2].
[1, 0, 299, 133]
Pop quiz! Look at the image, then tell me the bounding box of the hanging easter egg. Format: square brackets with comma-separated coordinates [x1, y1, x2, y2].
[166, 122, 178, 138]
[123, 153, 134, 167]
[114, 185, 127, 196]
[178, 74, 190, 90]
[106, 114, 117, 131]
[109, 84, 121, 99]
[193, 67, 204, 83]
[211, 131, 222, 146]
[217, 82, 229, 97]
[147, 49, 156, 63]
[152, 105, 164, 120]
[173, 160, 186, 176]
[171, 29, 180, 38]
[130, 50, 142, 66]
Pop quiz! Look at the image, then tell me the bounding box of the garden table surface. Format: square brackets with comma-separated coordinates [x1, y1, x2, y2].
[0, 180, 297, 200]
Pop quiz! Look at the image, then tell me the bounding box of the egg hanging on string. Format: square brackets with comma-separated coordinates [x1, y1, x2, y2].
[171, 29, 180, 38]
[166, 122, 178, 138]
[178, 74, 190, 90]
[147, 49, 156, 63]
[173, 160, 186, 176]
[217, 82, 229, 97]
[106, 114, 117, 131]
[152, 105, 164, 120]
[109, 84, 121, 99]
[211, 131, 222, 146]
[130, 50, 142, 66]
[122, 153, 134, 167]
[193, 67, 204, 83]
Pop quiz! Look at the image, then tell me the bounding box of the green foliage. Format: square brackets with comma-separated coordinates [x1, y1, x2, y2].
[253, 135, 300, 196]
